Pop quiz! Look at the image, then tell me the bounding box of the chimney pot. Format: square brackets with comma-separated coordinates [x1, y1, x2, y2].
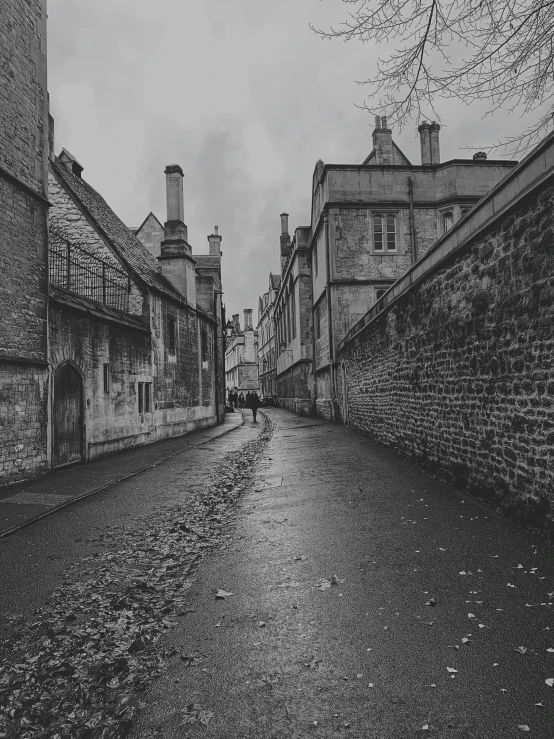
[280, 213, 289, 235]
[207, 226, 222, 256]
[372, 118, 393, 165]
[473, 151, 487, 160]
[381, 115, 389, 130]
[244, 308, 253, 331]
[374, 115, 381, 129]
[164, 164, 185, 223]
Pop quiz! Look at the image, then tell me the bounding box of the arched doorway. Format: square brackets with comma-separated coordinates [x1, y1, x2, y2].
[53, 363, 83, 467]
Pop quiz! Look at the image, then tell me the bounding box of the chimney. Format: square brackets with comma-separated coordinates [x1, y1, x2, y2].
[280, 212, 291, 274]
[372, 116, 393, 165]
[473, 151, 487, 160]
[430, 121, 441, 164]
[418, 121, 431, 165]
[158, 164, 196, 306]
[208, 225, 222, 256]
[244, 308, 253, 331]
[232, 313, 240, 334]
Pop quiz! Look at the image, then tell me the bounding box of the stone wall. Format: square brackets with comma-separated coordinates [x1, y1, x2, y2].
[276, 362, 314, 415]
[337, 175, 554, 531]
[0, 0, 49, 486]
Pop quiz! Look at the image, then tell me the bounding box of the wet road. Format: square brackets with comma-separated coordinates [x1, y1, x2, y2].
[131, 409, 554, 739]
[1, 408, 553, 738]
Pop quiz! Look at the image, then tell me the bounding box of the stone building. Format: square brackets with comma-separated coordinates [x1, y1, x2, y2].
[273, 215, 314, 414]
[225, 311, 259, 393]
[46, 152, 224, 466]
[310, 117, 517, 418]
[257, 273, 280, 398]
[0, 0, 50, 484]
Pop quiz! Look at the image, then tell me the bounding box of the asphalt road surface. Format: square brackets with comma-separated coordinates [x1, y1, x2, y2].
[1, 409, 553, 738]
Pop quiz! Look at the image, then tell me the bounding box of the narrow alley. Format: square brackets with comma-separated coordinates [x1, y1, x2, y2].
[1, 409, 553, 738]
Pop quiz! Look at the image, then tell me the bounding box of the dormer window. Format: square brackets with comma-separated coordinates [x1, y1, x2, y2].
[373, 214, 397, 252]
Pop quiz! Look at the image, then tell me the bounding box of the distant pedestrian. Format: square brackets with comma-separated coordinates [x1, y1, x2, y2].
[250, 391, 260, 422]
[238, 392, 245, 408]
[228, 390, 234, 409]
[245, 391, 252, 408]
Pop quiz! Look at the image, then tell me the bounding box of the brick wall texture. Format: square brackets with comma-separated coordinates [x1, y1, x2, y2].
[337, 182, 554, 530]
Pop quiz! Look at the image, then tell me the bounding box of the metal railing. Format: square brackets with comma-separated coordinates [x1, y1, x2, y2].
[49, 233, 130, 312]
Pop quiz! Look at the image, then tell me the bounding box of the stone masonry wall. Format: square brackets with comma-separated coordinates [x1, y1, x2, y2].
[0, 0, 49, 485]
[337, 182, 554, 531]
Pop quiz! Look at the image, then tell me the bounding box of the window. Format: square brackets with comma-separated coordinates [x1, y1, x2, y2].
[314, 303, 321, 339]
[460, 207, 470, 218]
[386, 215, 397, 251]
[442, 211, 454, 233]
[373, 214, 397, 252]
[376, 288, 387, 302]
[201, 328, 209, 362]
[168, 317, 176, 354]
[291, 286, 297, 339]
[103, 363, 110, 394]
[313, 243, 318, 276]
[138, 381, 152, 414]
[286, 300, 291, 344]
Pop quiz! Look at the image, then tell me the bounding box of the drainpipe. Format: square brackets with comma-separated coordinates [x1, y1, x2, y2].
[407, 176, 417, 264]
[324, 213, 336, 420]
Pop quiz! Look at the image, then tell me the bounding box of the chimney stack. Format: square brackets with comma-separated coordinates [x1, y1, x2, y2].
[232, 313, 240, 334]
[418, 121, 431, 165]
[208, 225, 222, 256]
[244, 309, 253, 331]
[280, 212, 291, 274]
[430, 121, 441, 164]
[372, 115, 393, 165]
[158, 164, 196, 306]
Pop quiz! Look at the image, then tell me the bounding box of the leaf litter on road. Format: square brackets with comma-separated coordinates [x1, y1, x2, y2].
[0, 424, 272, 739]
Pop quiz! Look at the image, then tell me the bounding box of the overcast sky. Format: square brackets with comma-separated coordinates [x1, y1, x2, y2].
[48, 0, 530, 324]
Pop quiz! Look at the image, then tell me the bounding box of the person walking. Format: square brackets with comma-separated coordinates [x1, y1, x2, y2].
[238, 392, 244, 408]
[250, 391, 261, 423]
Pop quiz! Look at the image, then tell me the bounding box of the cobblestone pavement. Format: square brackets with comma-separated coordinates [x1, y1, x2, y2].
[130, 408, 554, 739]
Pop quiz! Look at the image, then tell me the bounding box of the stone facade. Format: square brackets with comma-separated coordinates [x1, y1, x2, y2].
[0, 0, 50, 484]
[336, 132, 554, 530]
[225, 311, 259, 393]
[274, 218, 314, 414]
[310, 120, 517, 419]
[134, 212, 164, 259]
[46, 153, 221, 466]
[257, 273, 280, 398]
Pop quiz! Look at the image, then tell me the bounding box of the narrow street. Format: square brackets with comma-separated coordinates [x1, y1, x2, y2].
[1, 409, 554, 738]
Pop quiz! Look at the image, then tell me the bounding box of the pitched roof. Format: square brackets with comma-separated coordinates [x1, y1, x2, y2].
[51, 158, 184, 303]
[195, 255, 221, 270]
[135, 211, 164, 235]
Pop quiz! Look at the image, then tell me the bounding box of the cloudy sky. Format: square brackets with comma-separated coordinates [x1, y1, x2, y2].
[48, 0, 531, 323]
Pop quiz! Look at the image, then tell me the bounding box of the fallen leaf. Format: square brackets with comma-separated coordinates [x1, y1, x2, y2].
[446, 667, 458, 673]
[545, 678, 554, 687]
[517, 726, 530, 732]
[215, 589, 234, 599]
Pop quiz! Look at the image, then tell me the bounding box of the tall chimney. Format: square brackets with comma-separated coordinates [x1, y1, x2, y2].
[232, 313, 240, 334]
[208, 225, 222, 256]
[430, 121, 440, 164]
[244, 309, 253, 331]
[418, 121, 431, 165]
[280, 212, 291, 274]
[158, 164, 196, 306]
[372, 116, 393, 165]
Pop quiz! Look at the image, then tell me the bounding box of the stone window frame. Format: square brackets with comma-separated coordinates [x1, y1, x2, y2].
[441, 209, 454, 235]
[371, 212, 398, 253]
[167, 316, 177, 356]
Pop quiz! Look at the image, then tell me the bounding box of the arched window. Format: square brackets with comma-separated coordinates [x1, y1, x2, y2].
[373, 214, 397, 252]
[290, 276, 296, 339]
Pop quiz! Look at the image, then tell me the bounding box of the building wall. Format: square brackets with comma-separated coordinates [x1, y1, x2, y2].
[337, 170, 554, 529]
[0, 0, 50, 485]
[135, 214, 163, 259]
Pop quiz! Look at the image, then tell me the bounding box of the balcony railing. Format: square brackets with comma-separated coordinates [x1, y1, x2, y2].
[49, 232, 131, 313]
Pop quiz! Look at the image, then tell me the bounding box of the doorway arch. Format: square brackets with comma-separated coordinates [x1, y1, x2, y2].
[52, 362, 83, 467]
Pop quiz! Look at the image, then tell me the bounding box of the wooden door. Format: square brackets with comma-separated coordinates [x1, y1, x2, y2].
[53, 364, 83, 467]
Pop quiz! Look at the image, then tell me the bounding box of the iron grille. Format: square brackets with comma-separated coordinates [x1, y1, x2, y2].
[49, 232, 131, 312]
